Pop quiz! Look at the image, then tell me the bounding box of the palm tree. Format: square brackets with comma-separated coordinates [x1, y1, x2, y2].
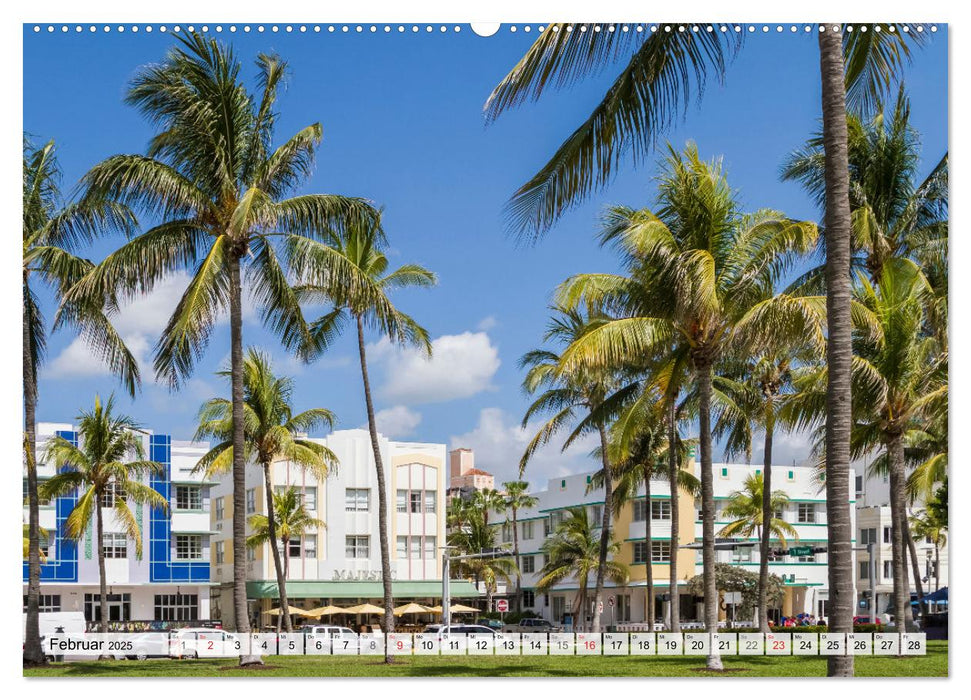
[470, 488, 507, 529]
[295, 212, 435, 659]
[247, 486, 326, 630]
[718, 473, 799, 544]
[39, 396, 168, 633]
[485, 23, 925, 678]
[501, 481, 539, 612]
[553, 146, 818, 668]
[535, 507, 629, 632]
[520, 306, 627, 634]
[69, 35, 374, 657]
[22, 138, 137, 665]
[23, 524, 49, 562]
[595, 403, 699, 629]
[446, 504, 517, 614]
[910, 509, 946, 596]
[193, 348, 337, 633]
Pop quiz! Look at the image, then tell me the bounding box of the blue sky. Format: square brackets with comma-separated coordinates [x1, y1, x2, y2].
[24, 26, 948, 485]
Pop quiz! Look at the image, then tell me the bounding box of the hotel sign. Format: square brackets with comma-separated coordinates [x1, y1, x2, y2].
[331, 569, 394, 581]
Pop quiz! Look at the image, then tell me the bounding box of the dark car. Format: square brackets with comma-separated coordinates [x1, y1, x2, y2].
[475, 619, 504, 630]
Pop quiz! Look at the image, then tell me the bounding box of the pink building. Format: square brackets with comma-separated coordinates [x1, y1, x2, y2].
[447, 448, 494, 497]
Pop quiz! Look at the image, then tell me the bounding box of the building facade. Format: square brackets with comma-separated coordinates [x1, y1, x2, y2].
[446, 447, 495, 499]
[22, 423, 212, 628]
[490, 460, 856, 628]
[209, 429, 478, 629]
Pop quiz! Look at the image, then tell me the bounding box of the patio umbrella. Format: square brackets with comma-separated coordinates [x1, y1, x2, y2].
[921, 587, 948, 604]
[450, 604, 480, 613]
[305, 605, 349, 617]
[264, 606, 311, 616]
[393, 603, 430, 616]
[344, 603, 386, 615]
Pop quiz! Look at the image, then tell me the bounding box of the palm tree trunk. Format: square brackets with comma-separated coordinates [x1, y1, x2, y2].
[644, 473, 654, 628]
[262, 463, 292, 633]
[758, 412, 774, 633]
[934, 543, 940, 594]
[904, 518, 928, 620]
[96, 502, 109, 634]
[512, 507, 522, 613]
[818, 23, 855, 677]
[356, 314, 395, 663]
[697, 361, 722, 671]
[23, 286, 45, 665]
[591, 423, 612, 634]
[228, 253, 260, 665]
[887, 432, 912, 633]
[667, 397, 681, 634]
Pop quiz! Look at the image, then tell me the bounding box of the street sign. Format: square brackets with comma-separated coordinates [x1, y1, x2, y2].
[495, 599, 509, 613]
[607, 595, 615, 607]
[789, 546, 814, 557]
[723, 591, 742, 604]
[597, 600, 604, 613]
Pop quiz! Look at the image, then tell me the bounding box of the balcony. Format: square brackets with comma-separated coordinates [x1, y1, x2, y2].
[170, 510, 211, 533]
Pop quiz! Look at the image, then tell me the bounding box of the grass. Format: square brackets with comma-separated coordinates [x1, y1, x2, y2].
[24, 641, 947, 677]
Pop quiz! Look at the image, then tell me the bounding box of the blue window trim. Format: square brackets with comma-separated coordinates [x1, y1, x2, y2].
[24, 430, 79, 583]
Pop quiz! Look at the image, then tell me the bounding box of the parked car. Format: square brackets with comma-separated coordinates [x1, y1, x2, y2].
[169, 628, 239, 659]
[853, 616, 883, 626]
[474, 618, 504, 630]
[302, 625, 361, 653]
[501, 618, 561, 633]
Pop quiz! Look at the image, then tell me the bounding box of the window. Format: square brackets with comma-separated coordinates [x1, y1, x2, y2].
[522, 591, 536, 608]
[289, 537, 302, 557]
[544, 518, 552, 536]
[101, 483, 126, 508]
[175, 485, 201, 510]
[522, 555, 535, 573]
[860, 527, 877, 545]
[797, 503, 816, 523]
[859, 561, 869, 579]
[215, 540, 225, 564]
[102, 532, 127, 559]
[651, 541, 671, 562]
[409, 537, 421, 559]
[522, 520, 535, 540]
[246, 489, 256, 514]
[855, 475, 864, 496]
[396, 536, 408, 559]
[345, 488, 370, 512]
[732, 547, 753, 562]
[883, 560, 893, 580]
[37, 533, 55, 560]
[768, 549, 784, 562]
[23, 594, 61, 612]
[633, 542, 648, 564]
[410, 491, 422, 514]
[796, 553, 816, 563]
[591, 505, 603, 524]
[84, 593, 131, 622]
[23, 479, 51, 506]
[633, 500, 647, 522]
[304, 535, 317, 559]
[214, 497, 224, 520]
[346, 536, 369, 559]
[247, 546, 256, 562]
[175, 535, 202, 560]
[424, 491, 437, 514]
[773, 506, 785, 521]
[651, 500, 671, 521]
[424, 536, 436, 559]
[396, 490, 407, 512]
[883, 526, 892, 544]
[154, 593, 198, 622]
[303, 487, 317, 511]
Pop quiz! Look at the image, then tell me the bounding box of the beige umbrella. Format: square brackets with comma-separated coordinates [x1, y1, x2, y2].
[393, 603, 430, 616]
[450, 604, 480, 613]
[344, 603, 386, 615]
[305, 605, 349, 617]
[264, 605, 312, 616]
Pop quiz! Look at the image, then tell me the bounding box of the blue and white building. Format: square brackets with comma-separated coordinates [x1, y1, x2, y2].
[22, 422, 212, 626]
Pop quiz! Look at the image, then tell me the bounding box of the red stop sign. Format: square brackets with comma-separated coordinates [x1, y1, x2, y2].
[495, 599, 509, 613]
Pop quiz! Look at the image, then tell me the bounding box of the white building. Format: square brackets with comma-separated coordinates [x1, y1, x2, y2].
[209, 428, 479, 629]
[22, 423, 212, 628]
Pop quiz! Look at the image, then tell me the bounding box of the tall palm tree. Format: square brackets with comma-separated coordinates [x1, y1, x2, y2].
[535, 506, 629, 632]
[501, 481, 539, 612]
[247, 486, 326, 630]
[470, 488, 507, 529]
[910, 509, 946, 596]
[447, 504, 517, 614]
[485, 23, 925, 677]
[520, 306, 629, 634]
[553, 146, 818, 668]
[39, 396, 168, 633]
[68, 35, 374, 657]
[295, 212, 435, 660]
[595, 403, 699, 628]
[194, 348, 337, 633]
[22, 138, 138, 665]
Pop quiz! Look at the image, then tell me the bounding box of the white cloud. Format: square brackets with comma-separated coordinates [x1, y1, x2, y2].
[44, 271, 259, 384]
[369, 331, 500, 405]
[750, 429, 818, 468]
[370, 405, 423, 438]
[477, 315, 498, 331]
[449, 407, 600, 487]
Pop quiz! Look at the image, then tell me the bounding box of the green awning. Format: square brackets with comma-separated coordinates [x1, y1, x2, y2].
[246, 579, 482, 599]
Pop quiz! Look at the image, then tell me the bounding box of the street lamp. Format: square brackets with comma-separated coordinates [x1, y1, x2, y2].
[440, 546, 513, 627]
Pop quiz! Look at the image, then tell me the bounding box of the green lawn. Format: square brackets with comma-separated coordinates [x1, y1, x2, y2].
[25, 641, 947, 677]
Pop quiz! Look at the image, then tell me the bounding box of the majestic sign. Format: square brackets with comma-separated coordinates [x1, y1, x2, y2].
[331, 569, 391, 581]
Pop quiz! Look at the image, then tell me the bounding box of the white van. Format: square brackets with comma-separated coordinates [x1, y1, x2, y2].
[23, 612, 91, 661]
